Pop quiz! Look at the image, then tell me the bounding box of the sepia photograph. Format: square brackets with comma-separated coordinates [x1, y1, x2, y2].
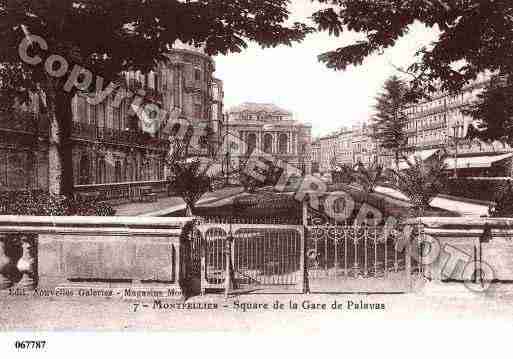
[0, 0, 513, 355]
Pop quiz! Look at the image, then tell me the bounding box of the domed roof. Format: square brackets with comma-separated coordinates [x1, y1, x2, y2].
[172, 39, 206, 54]
[228, 102, 292, 116]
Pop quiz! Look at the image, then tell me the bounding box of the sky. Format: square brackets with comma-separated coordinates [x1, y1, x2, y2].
[213, 0, 440, 138]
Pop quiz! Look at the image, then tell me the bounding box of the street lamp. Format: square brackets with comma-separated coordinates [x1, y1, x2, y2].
[220, 113, 230, 186]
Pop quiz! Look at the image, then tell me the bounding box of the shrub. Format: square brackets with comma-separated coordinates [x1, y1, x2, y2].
[443, 178, 510, 202]
[0, 190, 116, 216]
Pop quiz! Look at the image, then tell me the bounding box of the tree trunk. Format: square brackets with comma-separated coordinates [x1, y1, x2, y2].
[48, 90, 74, 196]
[185, 203, 194, 216]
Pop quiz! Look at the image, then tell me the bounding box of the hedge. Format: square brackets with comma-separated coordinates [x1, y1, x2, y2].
[441, 178, 511, 203]
[0, 190, 116, 216]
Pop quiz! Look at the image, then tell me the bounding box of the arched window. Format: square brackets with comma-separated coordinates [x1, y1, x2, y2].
[279, 133, 288, 154]
[79, 154, 90, 185]
[246, 133, 257, 154]
[264, 134, 273, 153]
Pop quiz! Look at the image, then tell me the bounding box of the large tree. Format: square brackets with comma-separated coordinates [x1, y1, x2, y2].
[464, 74, 513, 144]
[0, 0, 312, 195]
[371, 75, 408, 169]
[312, 0, 513, 110]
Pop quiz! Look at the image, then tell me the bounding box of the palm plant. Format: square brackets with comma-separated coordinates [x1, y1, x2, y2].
[331, 163, 354, 184]
[167, 130, 214, 216]
[352, 160, 388, 202]
[168, 158, 213, 216]
[387, 155, 448, 216]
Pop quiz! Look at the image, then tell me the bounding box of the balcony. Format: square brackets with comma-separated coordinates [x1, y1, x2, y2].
[124, 79, 163, 105]
[0, 111, 49, 136]
[71, 122, 169, 150]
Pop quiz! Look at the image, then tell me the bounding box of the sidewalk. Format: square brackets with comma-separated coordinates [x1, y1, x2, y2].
[2, 287, 513, 330]
[375, 185, 489, 216]
[113, 186, 244, 216]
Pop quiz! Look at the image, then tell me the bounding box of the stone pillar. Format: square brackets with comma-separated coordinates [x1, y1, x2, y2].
[0, 235, 12, 289]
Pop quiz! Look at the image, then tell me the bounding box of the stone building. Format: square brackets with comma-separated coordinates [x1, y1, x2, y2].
[0, 42, 224, 196]
[403, 73, 513, 176]
[225, 102, 312, 175]
[318, 132, 338, 173]
[311, 140, 321, 174]
[336, 127, 354, 166]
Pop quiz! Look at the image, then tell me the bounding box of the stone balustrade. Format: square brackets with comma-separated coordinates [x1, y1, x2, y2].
[0, 216, 196, 295]
[405, 217, 513, 284]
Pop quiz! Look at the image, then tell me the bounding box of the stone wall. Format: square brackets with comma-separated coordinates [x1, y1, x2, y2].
[407, 217, 513, 283]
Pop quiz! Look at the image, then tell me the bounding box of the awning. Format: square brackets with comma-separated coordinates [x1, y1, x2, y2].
[444, 153, 513, 170]
[397, 149, 442, 170]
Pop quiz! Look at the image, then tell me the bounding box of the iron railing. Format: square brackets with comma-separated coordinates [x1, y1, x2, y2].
[71, 122, 169, 150]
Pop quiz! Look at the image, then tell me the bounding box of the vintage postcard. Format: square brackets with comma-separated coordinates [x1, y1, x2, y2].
[1, 0, 513, 354]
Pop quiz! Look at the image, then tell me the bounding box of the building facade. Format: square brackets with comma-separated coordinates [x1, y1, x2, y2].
[403, 73, 512, 176]
[225, 102, 312, 175]
[311, 140, 321, 174]
[314, 73, 512, 177]
[0, 43, 224, 195]
[318, 132, 338, 173]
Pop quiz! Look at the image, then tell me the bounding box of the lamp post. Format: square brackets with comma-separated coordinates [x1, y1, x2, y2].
[443, 96, 460, 179]
[222, 113, 230, 186]
[451, 127, 459, 179]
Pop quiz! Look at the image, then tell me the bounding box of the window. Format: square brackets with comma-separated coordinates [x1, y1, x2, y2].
[278, 133, 288, 154]
[89, 104, 97, 125]
[96, 157, 106, 184]
[162, 69, 168, 91]
[115, 161, 122, 183]
[124, 158, 133, 182]
[246, 133, 257, 154]
[113, 106, 121, 131]
[194, 68, 201, 82]
[194, 104, 202, 119]
[264, 134, 273, 153]
[79, 154, 90, 185]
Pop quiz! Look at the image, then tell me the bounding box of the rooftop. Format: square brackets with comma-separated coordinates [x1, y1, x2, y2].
[227, 102, 292, 116]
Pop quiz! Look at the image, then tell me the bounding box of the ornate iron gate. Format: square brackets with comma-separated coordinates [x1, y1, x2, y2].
[196, 223, 304, 294]
[193, 222, 418, 295]
[306, 225, 418, 293]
